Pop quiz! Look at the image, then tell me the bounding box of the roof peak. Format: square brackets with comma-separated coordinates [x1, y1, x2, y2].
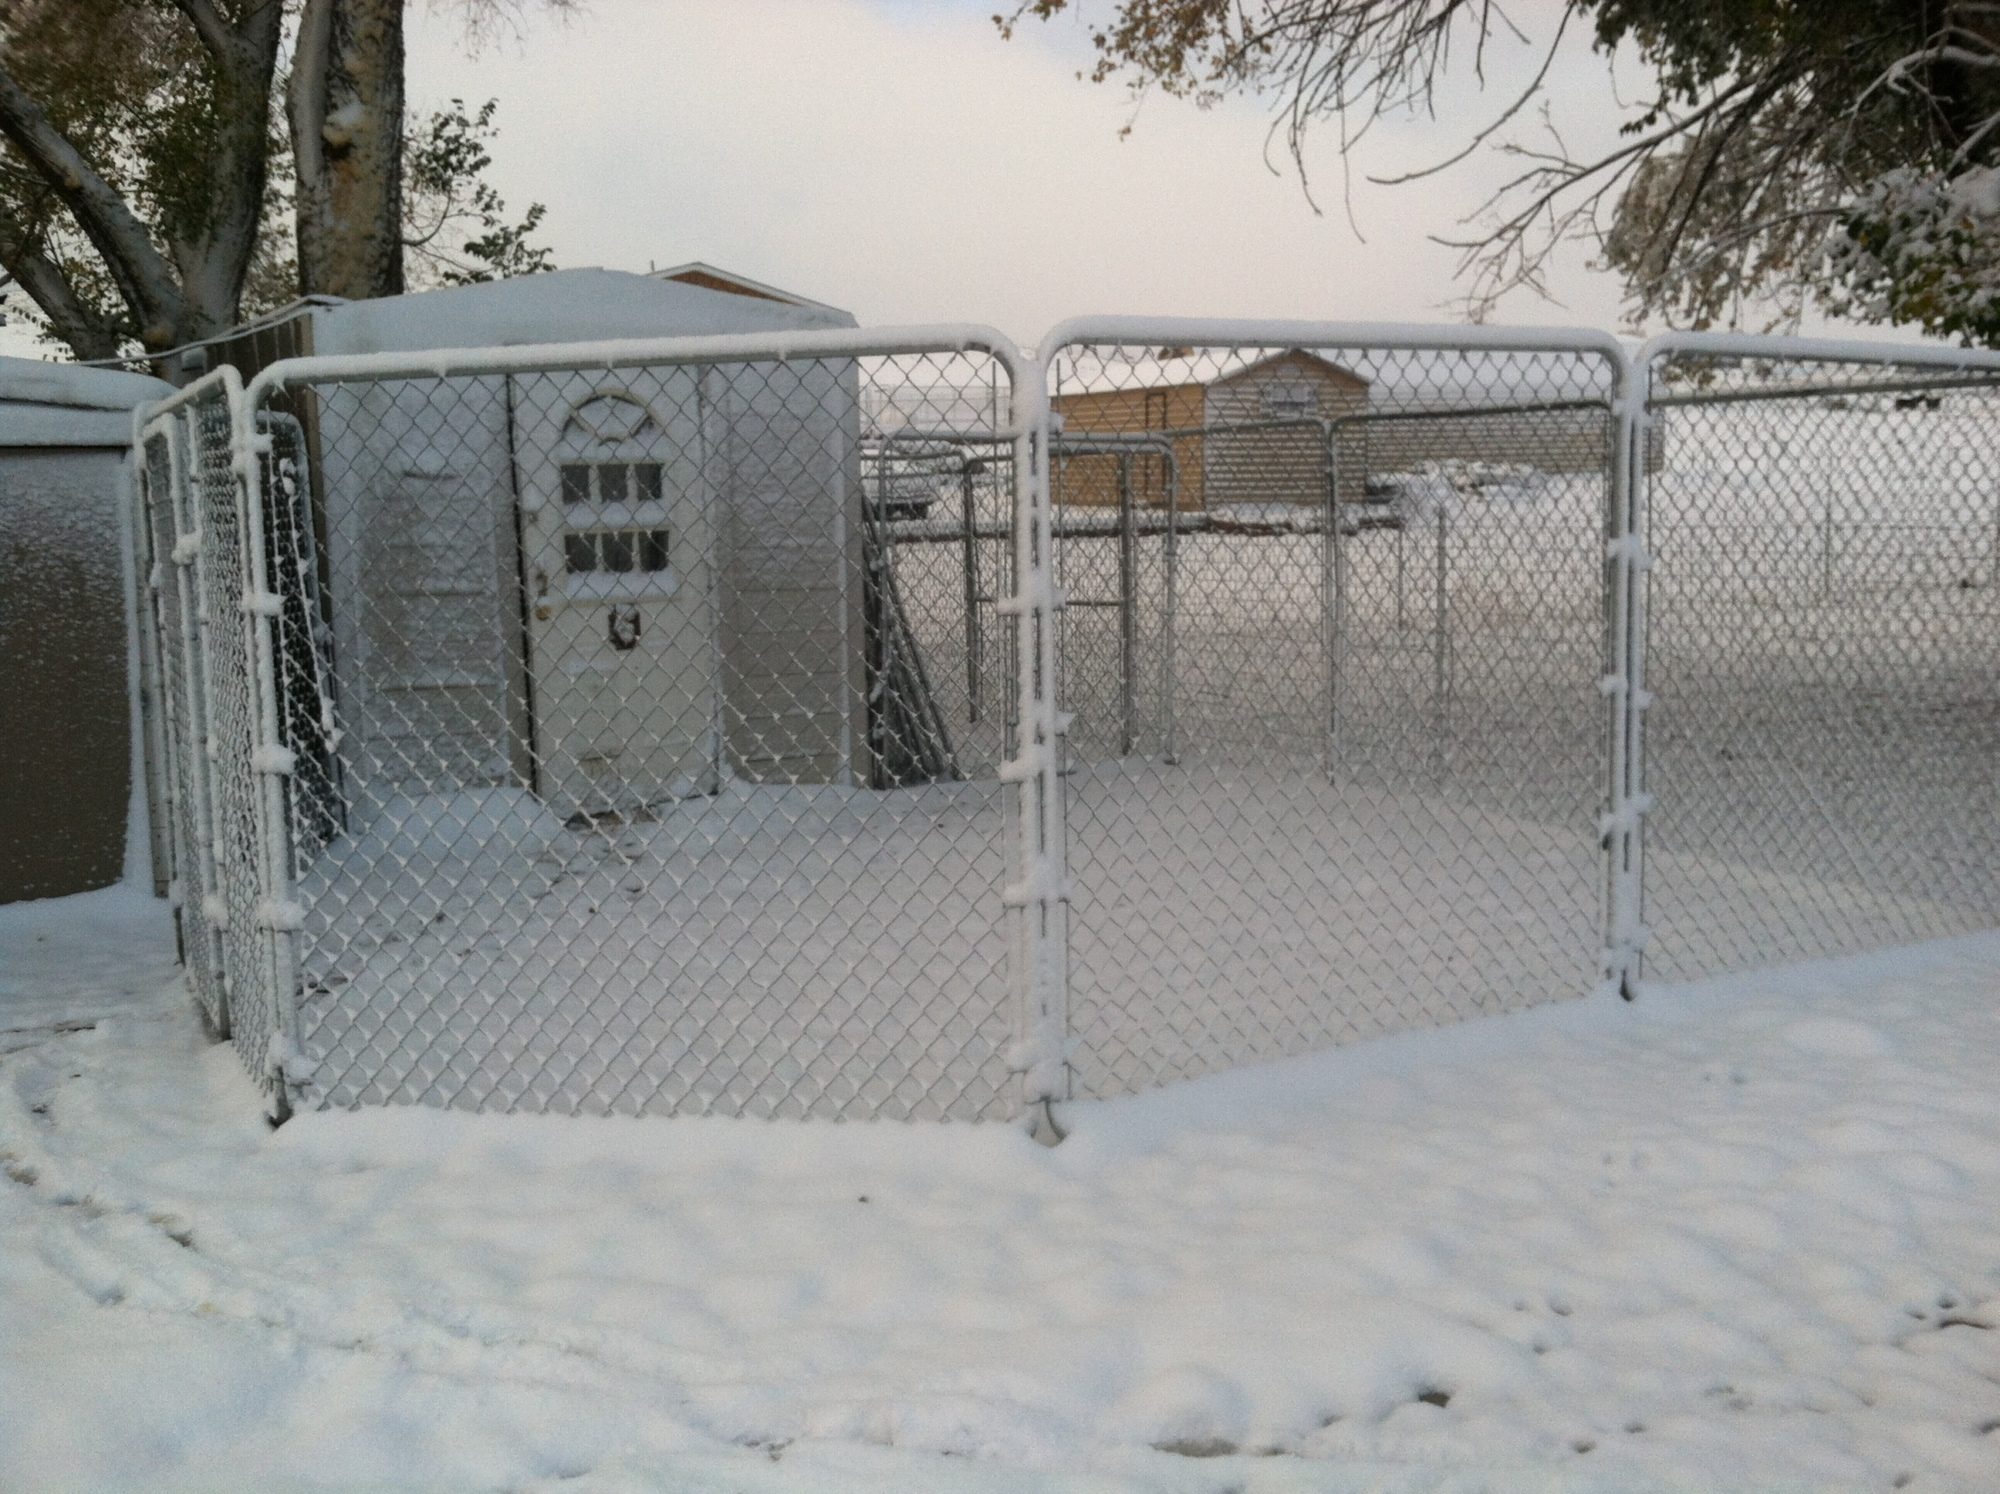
[649, 261, 845, 316]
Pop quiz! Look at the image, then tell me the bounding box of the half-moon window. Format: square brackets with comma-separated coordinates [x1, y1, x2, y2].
[562, 392, 663, 449]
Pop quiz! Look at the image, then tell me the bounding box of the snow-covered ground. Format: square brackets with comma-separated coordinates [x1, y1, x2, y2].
[6, 886, 2000, 1491]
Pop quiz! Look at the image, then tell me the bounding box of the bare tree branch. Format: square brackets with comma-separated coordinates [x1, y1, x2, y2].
[0, 59, 189, 344]
[0, 200, 125, 361]
[1005, 1, 2000, 333]
[166, 0, 247, 65]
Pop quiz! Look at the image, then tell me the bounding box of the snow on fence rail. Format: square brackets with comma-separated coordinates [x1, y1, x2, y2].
[128, 322, 2000, 1127]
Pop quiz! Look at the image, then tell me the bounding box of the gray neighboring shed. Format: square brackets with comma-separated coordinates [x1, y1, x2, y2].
[209, 269, 868, 828]
[0, 359, 173, 903]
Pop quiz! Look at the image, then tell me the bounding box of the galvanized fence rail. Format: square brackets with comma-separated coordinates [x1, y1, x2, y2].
[129, 322, 2000, 1127]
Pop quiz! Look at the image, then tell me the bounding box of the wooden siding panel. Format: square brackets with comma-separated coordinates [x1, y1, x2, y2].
[1369, 405, 1617, 478]
[1052, 382, 1205, 508]
[1205, 355, 1368, 509]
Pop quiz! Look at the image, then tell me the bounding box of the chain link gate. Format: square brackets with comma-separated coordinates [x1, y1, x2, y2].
[130, 318, 1998, 1127]
[1634, 335, 2000, 981]
[1035, 321, 1637, 1100]
[135, 329, 1061, 1121]
[135, 367, 301, 1107]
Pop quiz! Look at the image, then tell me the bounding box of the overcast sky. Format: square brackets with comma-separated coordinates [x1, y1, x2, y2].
[1, 0, 1911, 362]
[402, 0, 1648, 344]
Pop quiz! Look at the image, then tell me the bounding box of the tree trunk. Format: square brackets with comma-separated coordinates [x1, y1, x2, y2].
[289, 0, 406, 301]
[164, 3, 286, 351]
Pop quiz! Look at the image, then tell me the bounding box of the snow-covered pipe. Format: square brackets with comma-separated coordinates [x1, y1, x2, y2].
[121, 403, 158, 891]
[233, 410, 307, 1117]
[1001, 363, 1072, 1138]
[1638, 329, 2000, 370]
[245, 323, 1034, 431]
[1039, 316, 1633, 368]
[1605, 358, 1649, 1001]
[137, 364, 244, 423]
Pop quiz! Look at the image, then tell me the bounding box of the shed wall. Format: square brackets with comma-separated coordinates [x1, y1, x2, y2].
[705, 361, 864, 785]
[313, 364, 864, 816]
[1370, 403, 1620, 476]
[315, 378, 525, 822]
[1050, 383, 1204, 508]
[0, 448, 132, 901]
[1204, 355, 1368, 508]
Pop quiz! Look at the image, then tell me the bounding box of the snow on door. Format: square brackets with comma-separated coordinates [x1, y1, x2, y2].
[513, 375, 719, 820]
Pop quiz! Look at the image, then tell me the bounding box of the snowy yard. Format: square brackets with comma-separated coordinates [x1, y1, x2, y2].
[6, 887, 2000, 1491]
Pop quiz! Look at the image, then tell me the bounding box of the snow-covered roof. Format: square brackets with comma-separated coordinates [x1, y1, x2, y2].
[307, 268, 856, 359]
[1211, 348, 1369, 390]
[0, 357, 173, 448]
[650, 261, 847, 317]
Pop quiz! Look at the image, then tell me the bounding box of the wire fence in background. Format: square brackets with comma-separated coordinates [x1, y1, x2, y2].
[130, 323, 2000, 1126]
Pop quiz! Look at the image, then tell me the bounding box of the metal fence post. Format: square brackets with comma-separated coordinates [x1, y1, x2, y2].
[1991, 476, 2000, 588]
[961, 462, 982, 723]
[126, 429, 171, 899]
[231, 394, 306, 1117]
[1395, 508, 1408, 630]
[1005, 363, 1071, 1137]
[1601, 350, 1650, 1000]
[1160, 447, 1182, 766]
[1431, 502, 1451, 785]
[180, 394, 235, 1039]
[1118, 452, 1138, 755]
[1322, 418, 1347, 778]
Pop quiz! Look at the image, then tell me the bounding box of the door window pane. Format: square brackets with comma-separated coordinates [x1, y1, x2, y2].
[561, 464, 592, 506]
[639, 528, 670, 572]
[600, 529, 634, 573]
[564, 532, 597, 572]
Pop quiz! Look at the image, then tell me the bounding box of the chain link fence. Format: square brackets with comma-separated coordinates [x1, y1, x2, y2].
[1042, 323, 1633, 1099]
[1637, 340, 2000, 980]
[137, 332, 1047, 1120]
[136, 368, 295, 1103]
[131, 322, 1999, 1126]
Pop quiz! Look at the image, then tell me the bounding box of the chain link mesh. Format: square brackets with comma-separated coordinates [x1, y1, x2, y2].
[131, 327, 1998, 1124]
[1639, 350, 2000, 979]
[1045, 339, 1624, 1099]
[138, 417, 227, 1034]
[137, 377, 287, 1099]
[245, 349, 1021, 1118]
[194, 381, 289, 1101]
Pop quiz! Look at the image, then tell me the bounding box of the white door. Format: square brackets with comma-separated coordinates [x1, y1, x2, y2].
[513, 374, 719, 820]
